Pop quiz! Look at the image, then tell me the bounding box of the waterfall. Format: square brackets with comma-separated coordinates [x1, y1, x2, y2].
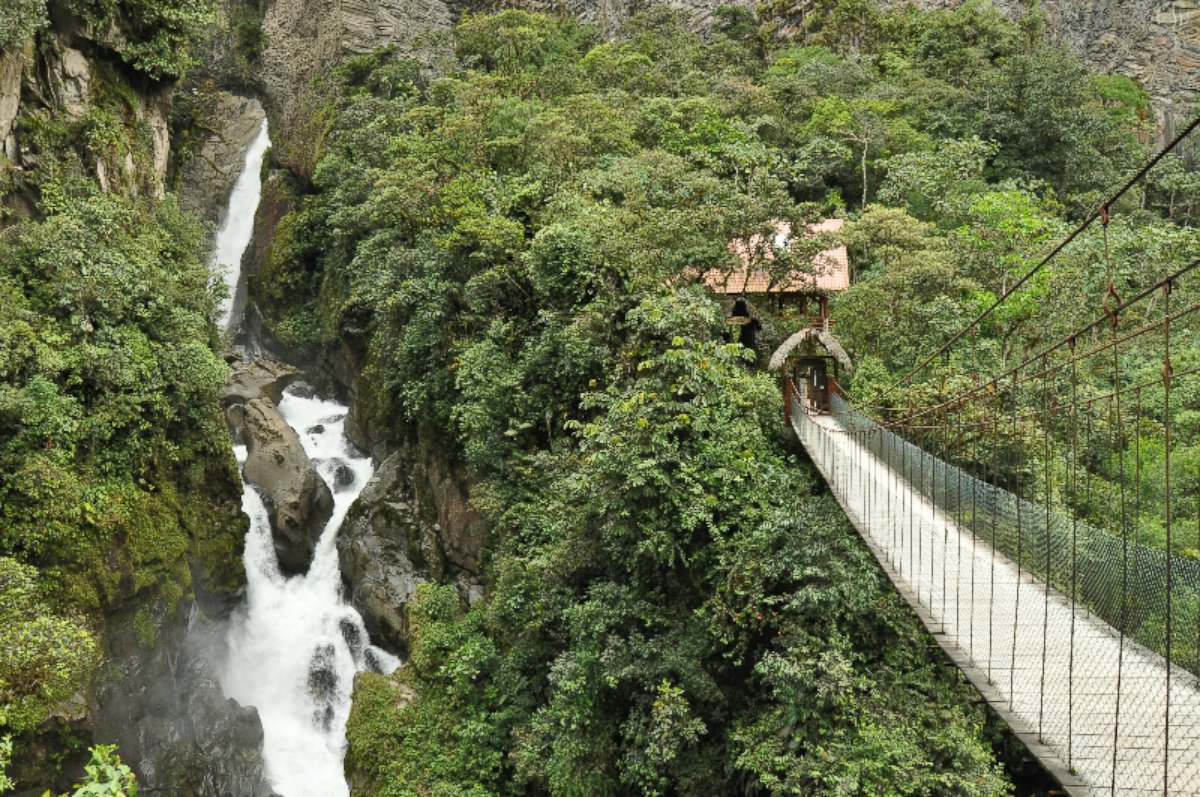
[223, 392, 398, 797]
[210, 117, 399, 797]
[212, 119, 271, 332]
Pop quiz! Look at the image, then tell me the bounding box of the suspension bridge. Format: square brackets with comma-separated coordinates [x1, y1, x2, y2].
[782, 117, 1200, 795]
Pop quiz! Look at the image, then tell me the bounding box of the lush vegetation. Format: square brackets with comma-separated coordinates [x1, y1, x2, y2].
[45, 745, 138, 797]
[245, 3, 1175, 792]
[0, 0, 47, 51]
[63, 0, 215, 80]
[809, 12, 1200, 569]
[3, 0, 1193, 791]
[0, 175, 244, 748]
[769, 2, 1200, 669]
[0, 730, 137, 797]
[0, 0, 212, 80]
[0, 13, 242, 785]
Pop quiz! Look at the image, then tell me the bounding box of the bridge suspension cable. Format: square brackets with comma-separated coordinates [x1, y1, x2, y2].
[887, 112, 1200, 393]
[790, 112, 1200, 796]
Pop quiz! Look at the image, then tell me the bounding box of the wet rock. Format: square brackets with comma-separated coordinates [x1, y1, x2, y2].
[362, 648, 386, 674]
[287, 380, 317, 399]
[241, 397, 333, 574]
[340, 616, 365, 659]
[90, 603, 274, 797]
[337, 449, 483, 655]
[308, 644, 339, 699]
[307, 644, 339, 732]
[333, 462, 356, 491]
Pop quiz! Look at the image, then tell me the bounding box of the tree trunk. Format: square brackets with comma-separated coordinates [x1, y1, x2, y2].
[860, 141, 869, 208]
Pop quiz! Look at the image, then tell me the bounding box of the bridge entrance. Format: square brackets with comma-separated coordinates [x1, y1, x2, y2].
[794, 357, 831, 413]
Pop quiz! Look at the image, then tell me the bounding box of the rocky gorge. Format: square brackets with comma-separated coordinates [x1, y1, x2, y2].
[2, 0, 1199, 795]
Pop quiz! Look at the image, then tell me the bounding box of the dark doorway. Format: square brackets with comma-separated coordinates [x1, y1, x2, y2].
[796, 357, 829, 413]
[729, 298, 760, 350]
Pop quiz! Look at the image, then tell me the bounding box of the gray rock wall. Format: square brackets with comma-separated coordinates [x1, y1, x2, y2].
[177, 94, 267, 230]
[1, 31, 174, 207]
[338, 445, 483, 657]
[0, 47, 24, 160]
[90, 605, 275, 797]
[257, 0, 454, 175]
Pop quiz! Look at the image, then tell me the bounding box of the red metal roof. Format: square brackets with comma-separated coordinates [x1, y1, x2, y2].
[702, 218, 849, 295]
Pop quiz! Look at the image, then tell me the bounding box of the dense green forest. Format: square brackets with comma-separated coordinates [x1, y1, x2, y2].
[4, 0, 1199, 793]
[243, 3, 1190, 794]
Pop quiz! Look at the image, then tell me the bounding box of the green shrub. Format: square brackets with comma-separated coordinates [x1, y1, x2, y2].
[0, 0, 47, 51]
[0, 558, 98, 734]
[65, 0, 216, 80]
[64, 744, 137, 796]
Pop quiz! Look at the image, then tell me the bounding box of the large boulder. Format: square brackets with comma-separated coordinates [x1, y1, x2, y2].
[338, 449, 482, 657]
[225, 358, 299, 410]
[241, 397, 333, 574]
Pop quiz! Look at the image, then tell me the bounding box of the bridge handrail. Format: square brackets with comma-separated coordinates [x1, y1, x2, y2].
[826, 394, 1200, 675]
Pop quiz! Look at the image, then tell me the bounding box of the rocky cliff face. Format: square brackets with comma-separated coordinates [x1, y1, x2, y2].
[0, 48, 25, 163]
[0, 25, 172, 213]
[90, 605, 274, 797]
[176, 93, 267, 231]
[257, 0, 454, 176]
[338, 443, 483, 657]
[252, 0, 761, 176]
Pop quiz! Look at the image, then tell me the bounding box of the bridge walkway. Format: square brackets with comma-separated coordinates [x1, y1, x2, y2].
[791, 408, 1200, 796]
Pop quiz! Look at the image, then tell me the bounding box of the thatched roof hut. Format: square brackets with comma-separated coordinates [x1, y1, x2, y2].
[768, 328, 852, 373]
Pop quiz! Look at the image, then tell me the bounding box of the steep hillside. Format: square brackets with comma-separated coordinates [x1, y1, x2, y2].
[0, 3, 266, 795]
[895, 0, 1199, 139]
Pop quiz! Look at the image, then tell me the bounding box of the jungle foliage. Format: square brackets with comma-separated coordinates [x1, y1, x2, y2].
[0, 180, 242, 736]
[0, 0, 47, 51]
[0, 106, 241, 784]
[248, 2, 1170, 793]
[63, 0, 215, 79]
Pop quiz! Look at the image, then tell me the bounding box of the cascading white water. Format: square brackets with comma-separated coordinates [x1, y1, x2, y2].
[212, 119, 271, 331]
[208, 116, 398, 797]
[223, 390, 399, 797]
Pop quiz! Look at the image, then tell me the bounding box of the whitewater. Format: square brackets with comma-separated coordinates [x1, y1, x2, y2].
[210, 118, 398, 797]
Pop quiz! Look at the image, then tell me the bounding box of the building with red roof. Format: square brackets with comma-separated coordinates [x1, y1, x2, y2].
[702, 217, 849, 298]
[698, 217, 852, 415]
